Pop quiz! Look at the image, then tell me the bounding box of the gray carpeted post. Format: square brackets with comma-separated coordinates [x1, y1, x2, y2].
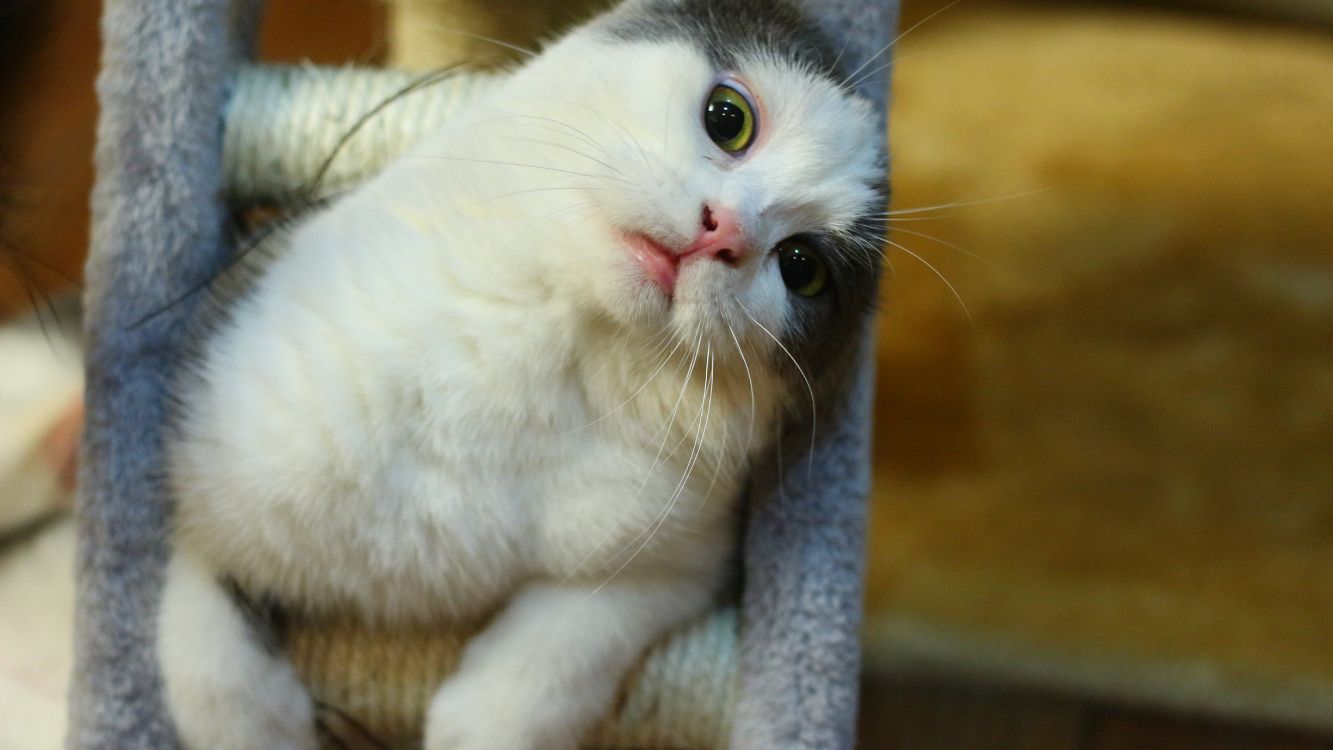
[70, 0, 263, 747]
[730, 5, 897, 747]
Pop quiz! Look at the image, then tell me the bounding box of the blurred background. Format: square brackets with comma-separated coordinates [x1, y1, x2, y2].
[1, 0, 1331, 748]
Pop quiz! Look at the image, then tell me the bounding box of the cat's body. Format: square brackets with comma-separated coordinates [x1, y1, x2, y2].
[159, 1, 884, 748]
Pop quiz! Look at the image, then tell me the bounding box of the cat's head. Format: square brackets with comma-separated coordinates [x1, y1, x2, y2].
[482, 0, 885, 395]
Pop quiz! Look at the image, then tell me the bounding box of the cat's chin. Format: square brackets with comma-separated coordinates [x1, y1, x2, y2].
[610, 293, 752, 363]
[591, 231, 766, 350]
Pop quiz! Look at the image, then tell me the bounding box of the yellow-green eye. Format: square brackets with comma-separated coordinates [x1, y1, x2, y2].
[704, 83, 757, 153]
[777, 240, 828, 297]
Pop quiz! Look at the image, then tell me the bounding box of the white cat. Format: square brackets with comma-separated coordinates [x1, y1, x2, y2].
[159, 1, 885, 748]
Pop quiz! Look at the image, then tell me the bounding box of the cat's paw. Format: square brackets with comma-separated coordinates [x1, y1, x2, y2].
[423, 676, 579, 750]
[169, 670, 319, 750]
[159, 554, 320, 750]
[243, 694, 320, 750]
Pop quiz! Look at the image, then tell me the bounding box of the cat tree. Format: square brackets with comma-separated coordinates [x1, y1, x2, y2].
[70, 1, 897, 747]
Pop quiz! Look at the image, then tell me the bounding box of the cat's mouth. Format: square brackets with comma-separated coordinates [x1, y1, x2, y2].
[626, 233, 682, 296]
[626, 228, 744, 298]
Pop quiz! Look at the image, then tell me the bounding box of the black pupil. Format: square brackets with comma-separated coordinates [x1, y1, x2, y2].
[706, 100, 745, 143]
[779, 246, 818, 290]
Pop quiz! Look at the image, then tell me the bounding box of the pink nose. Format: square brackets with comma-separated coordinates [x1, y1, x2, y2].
[683, 205, 746, 265]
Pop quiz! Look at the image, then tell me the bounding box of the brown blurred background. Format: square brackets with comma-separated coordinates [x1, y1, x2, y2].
[1, 1, 1331, 748]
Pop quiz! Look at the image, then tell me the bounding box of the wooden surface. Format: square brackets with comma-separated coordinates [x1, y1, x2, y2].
[859, 676, 1333, 749]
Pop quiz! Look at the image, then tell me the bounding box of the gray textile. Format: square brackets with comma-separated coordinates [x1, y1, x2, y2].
[70, 1, 897, 748]
[71, 0, 262, 747]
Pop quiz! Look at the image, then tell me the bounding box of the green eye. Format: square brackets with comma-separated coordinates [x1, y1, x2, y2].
[704, 83, 757, 153]
[777, 240, 828, 297]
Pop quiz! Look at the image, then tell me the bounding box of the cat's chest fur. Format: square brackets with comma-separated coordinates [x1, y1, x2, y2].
[169, 196, 760, 625]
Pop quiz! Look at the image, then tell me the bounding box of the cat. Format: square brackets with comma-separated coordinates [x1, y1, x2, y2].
[158, 0, 885, 748]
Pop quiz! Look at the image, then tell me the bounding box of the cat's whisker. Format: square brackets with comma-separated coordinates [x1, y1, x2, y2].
[674, 344, 715, 504]
[849, 243, 882, 272]
[560, 330, 703, 584]
[890, 226, 1005, 272]
[837, 228, 888, 271]
[740, 302, 817, 475]
[586, 96, 657, 174]
[407, 154, 630, 186]
[505, 136, 627, 178]
[614, 126, 655, 176]
[725, 319, 757, 466]
[847, 44, 947, 93]
[558, 329, 684, 437]
[415, 22, 539, 59]
[829, 32, 854, 75]
[848, 58, 899, 95]
[642, 338, 709, 468]
[0, 243, 74, 344]
[696, 347, 729, 508]
[830, 227, 885, 273]
[882, 187, 1050, 216]
[472, 112, 616, 161]
[885, 238, 974, 323]
[477, 185, 612, 205]
[590, 71, 660, 172]
[844, 0, 964, 86]
[662, 73, 683, 153]
[582, 346, 708, 597]
[841, 222, 896, 275]
[525, 120, 614, 159]
[134, 61, 481, 330]
[306, 64, 469, 200]
[593, 343, 714, 596]
[516, 199, 603, 236]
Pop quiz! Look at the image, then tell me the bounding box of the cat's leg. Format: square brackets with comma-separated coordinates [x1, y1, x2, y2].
[158, 550, 318, 750]
[424, 577, 712, 750]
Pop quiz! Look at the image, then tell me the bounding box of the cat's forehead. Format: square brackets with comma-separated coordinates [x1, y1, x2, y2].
[598, 0, 841, 84]
[581, 0, 875, 149]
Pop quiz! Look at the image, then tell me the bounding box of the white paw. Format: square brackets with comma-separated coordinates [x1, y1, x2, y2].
[171, 673, 318, 750]
[423, 676, 579, 750]
[159, 553, 321, 750]
[249, 676, 320, 750]
[246, 696, 319, 750]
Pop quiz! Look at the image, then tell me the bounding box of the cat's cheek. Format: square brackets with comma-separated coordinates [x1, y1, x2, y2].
[587, 257, 671, 332]
[742, 261, 793, 333]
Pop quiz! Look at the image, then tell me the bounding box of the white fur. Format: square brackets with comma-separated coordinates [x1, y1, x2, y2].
[160, 553, 317, 750]
[160, 14, 881, 750]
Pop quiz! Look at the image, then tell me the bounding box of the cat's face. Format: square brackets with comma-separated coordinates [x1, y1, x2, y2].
[493, 0, 884, 383]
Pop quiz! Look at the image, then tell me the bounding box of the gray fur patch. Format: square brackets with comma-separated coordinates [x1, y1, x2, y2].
[602, 0, 846, 85]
